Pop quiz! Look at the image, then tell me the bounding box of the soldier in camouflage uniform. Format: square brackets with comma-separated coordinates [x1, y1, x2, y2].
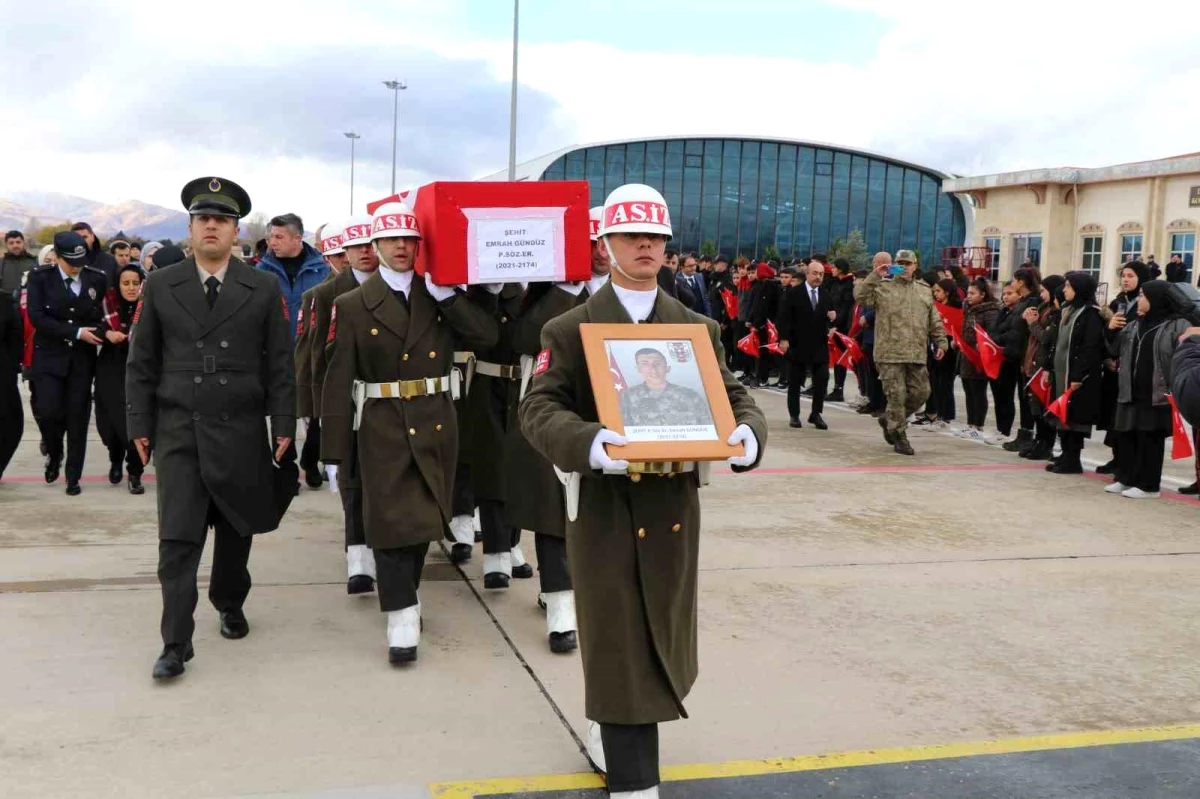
[853, 250, 947, 456]
[619, 348, 711, 427]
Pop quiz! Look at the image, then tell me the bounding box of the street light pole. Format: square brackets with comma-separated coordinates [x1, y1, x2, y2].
[507, 0, 519, 180]
[382, 80, 407, 194]
[344, 131, 361, 213]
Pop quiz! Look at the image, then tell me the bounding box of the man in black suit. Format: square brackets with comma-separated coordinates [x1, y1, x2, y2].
[26, 232, 107, 494]
[675, 253, 711, 316]
[775, 261, 836, 430]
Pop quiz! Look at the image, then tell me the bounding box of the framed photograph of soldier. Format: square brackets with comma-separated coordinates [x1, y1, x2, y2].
[579, 323, 744, 462]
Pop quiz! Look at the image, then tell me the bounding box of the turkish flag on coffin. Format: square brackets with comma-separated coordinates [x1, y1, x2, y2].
[367, 181, 592, 286]
[1166, 394, 1196, 460]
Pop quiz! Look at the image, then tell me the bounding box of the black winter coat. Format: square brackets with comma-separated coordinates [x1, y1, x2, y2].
[747, 279, 782, 330]
[776, 283, 833, 364]
[1045, 305, 1106, 427]
[1171, 336, 1200, 428]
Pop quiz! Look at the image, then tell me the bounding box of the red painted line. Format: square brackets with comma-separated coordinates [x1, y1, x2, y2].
[716, 463, 1045, 476]
[1, 474, 157, 485]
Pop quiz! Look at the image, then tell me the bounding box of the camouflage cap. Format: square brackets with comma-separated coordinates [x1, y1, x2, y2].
[895, 249, 917, 264]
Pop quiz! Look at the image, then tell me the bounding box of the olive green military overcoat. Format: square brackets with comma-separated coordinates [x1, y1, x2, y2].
[321, 271, 497, 549]
[294, 272, 335, 418]
[520, 282, 766, 725]
[502, 284, 583, 537]
[462, 284, 522, 501]
[126, 257, 296, 543]
[310, 268, 366, 492]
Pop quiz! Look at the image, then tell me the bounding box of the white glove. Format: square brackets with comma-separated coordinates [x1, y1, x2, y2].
[726, 424, 758, 467]
[298, 417, 309, 437]
[588, 428, 629, 472]
[325, 464, 339, 493]
[556, 281, 585, 296]
[483, 283, 504, 295]
[426, 282, 458, 302]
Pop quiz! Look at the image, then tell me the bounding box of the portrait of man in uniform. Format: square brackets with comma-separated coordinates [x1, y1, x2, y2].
[609, 340, 716, 440]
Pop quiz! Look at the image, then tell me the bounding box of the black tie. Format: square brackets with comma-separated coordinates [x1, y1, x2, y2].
[64, 276, 74, 293]
[205, 276, 220, 309]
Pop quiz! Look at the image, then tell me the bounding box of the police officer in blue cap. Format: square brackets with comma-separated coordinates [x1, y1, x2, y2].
[126, 176, 298, 680]
[26, 231, 107, 494]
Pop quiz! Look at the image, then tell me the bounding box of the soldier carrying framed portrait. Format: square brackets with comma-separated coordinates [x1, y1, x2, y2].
[580, 322, 744, 463]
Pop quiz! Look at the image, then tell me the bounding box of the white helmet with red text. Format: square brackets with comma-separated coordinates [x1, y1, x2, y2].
[588, 206, 603, 242]
[320, 221, 345, 255]
[599, 184, 672, 239]
[341, 214, 375, 248]
[370, 201, 421, 241]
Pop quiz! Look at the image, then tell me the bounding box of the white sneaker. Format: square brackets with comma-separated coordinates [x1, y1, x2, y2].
[983, 432, 1009, 446]
[1104, 482, 1128, 494]
[587, 720, 607, 773]
[949, 425, 969, 437]
[1121, 487, 1161, 499]
[931, 420, 950, 432]
[963, 429, 986, 442]
[611, 789, 659, 798]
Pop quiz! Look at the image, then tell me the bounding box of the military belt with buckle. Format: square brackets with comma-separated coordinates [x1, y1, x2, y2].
[474, 360, 521, 380]
[351, 372, 462, 430]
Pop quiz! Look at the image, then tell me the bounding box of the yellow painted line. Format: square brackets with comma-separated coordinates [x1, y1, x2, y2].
[429, 722, 1200, 797]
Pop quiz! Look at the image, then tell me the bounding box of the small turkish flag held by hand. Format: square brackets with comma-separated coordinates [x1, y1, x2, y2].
[1046, 381, 1082, 426]
[737, 327, 761, 357]
[828, 336, 844, 368]
[936, 302, 964, 342]
[833, 331, 864, 368]
[1166, 394, 1196, 460]
[975, 324, 1004, 380]
[1027, 368, 1052, 408]
[764, 321, 785, 355]
[720, 287, 738, 320]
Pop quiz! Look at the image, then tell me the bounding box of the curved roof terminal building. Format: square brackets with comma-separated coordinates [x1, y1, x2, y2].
[484, 136, 969, 262]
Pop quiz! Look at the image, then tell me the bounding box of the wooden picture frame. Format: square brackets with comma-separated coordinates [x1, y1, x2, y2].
[580, 323, 743, 463]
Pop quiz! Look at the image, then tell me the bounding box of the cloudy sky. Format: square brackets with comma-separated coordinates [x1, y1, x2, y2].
[3, 0, 1197, 228]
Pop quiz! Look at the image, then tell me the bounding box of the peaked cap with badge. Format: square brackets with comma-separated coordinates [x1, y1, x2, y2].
[180, 176, 252, 220]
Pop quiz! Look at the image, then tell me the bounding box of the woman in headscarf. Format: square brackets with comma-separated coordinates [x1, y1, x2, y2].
[1104, 279, 1189, 498]
[1096, 261, 1150, 474]
[95, 263, 147, 494]
[1044, 271, 1106, 474]
[1019, 274, 1065, 460]
[140, 241, 164, 272]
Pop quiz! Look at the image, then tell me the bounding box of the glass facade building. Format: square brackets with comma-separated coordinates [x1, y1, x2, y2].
[535, 137, 967, 261]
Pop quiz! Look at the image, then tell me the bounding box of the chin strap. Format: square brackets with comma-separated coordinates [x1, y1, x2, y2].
[603, 237, 656, 286]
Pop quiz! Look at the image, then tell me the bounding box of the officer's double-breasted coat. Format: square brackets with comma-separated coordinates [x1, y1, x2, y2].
[125, 257, 297, 543]
[519, 282, 767, 725]
[462, 284, 521, 502]
[321, 271, 497, 549]
[310, 267, 366, 492]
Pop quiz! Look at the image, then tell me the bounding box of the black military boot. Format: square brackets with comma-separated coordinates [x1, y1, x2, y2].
[1003, 429, 1031, 452]
[892, 432, 915, 456]
[878, 416, 894, 445]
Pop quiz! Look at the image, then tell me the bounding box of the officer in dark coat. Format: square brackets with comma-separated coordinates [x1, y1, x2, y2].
[125, 177, 297, 681]
[26, 231, 107, 494]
